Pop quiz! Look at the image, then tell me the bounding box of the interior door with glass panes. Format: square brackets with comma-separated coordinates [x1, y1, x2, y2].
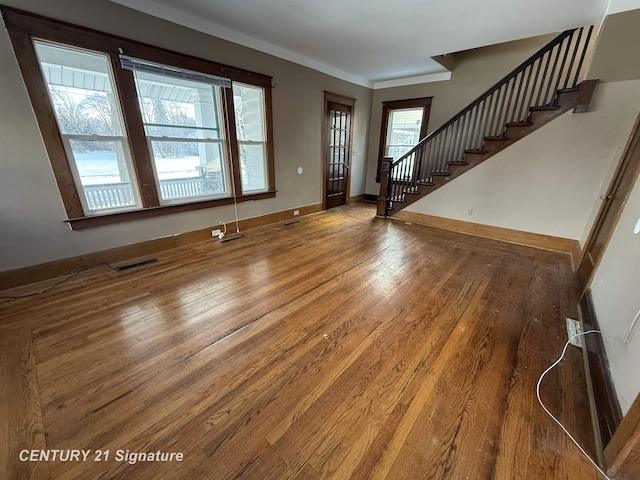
[324, 101, 352, 209]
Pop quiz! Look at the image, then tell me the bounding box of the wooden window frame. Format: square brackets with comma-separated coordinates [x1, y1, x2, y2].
[1, 6, 276, 229]
[376, 97, 432, 182]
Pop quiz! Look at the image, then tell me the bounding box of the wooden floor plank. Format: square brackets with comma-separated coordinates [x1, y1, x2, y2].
[493, 259, 599, 479]
[0, 203, 601, 479]
[0, 328, 50, 480]
[382, 255, 525, 480]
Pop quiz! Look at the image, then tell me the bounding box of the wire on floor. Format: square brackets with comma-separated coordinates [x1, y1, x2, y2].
[0, 263, 115, 299]
[536, 329, 611, 480]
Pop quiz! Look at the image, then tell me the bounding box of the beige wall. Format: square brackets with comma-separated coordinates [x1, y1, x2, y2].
[591, 168, 640, 415]
[404, 80, 640, 243]
[0, 0, 372, 271]
[588, 9, 640, 83]
[365, 33, 556, 195]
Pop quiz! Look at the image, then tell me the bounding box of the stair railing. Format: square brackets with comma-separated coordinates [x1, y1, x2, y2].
[378, 26, 594, 216]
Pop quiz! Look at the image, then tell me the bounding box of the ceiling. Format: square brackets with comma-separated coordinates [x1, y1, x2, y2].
[111, 0, 611, 88]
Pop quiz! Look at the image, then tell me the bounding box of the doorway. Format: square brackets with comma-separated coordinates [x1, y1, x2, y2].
[578, 112, 640, 293]
[322, 92, 355, 210]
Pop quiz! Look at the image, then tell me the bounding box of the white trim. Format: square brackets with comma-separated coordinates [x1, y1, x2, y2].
[373, 72, 452, 90]
[110, 0, 611, 90]
[110, 0, 374, 88]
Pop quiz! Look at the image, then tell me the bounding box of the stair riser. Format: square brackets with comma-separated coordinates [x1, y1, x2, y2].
[504, 126, 533, 138]
[483, 139, 513, 154]
[557, 90, 579, 109]
[528, 109, 565, 124]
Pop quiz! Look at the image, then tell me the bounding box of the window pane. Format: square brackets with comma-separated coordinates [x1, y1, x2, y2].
[69, 140, 137, 210]
[34, 41, 140, 213]
[386, 107, 424, 159]
[135, 71, 221, 133]
[233, 83, 267, 192]
[233, 83, 265, 142]
[132, 69, 229, 203]
[35, 42, 125, 136]
[239, 143, 267, 192]
[150, 141, 228, 200]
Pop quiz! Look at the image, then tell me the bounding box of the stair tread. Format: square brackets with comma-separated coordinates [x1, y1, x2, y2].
[448, 161, 468, 166]
[485, 136, 510, 141]
[530, 105, 560, 111]
[505, 121, 533, 127]
[464, 149, 488, 154]
[557, 86, 580, 94]
[432, 171, 450, 176]
[417, 180, 434, 186]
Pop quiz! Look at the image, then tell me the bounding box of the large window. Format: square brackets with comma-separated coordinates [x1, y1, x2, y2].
[34, 41, 141, 214]
[4, 7, 275, 229]
[377, 97, 432, 182]
[130, 68, 230, 203]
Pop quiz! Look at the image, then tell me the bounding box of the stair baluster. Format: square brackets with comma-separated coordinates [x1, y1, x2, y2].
[378, 26, 596, 217]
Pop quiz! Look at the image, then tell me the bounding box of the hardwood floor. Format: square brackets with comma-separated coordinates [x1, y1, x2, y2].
[0, 203, 600, 479]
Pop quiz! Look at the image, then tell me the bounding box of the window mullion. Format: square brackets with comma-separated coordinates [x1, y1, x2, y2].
[222, 86, 243, 198]
[109, 53, 160, 208]
[263, 86, 276, 192]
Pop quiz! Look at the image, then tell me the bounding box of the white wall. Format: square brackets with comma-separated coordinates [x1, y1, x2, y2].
[590, 170, 640, 415]
[0, 0, 372, 271]
[404, 80, 640, 243]
[607, 0, 640, 14]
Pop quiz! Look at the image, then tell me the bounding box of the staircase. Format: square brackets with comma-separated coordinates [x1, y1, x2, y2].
[377, 26, 597, 217]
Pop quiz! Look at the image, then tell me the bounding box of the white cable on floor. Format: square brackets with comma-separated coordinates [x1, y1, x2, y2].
[623, 308, 640, 343]
[536, 330, 612, 480]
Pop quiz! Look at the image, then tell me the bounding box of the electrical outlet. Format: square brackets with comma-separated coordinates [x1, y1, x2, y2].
[293, 210, 299, 216]
[566, 318, 583, 347]
[466, 208, 473, 216]
[212, 229, 221, 237]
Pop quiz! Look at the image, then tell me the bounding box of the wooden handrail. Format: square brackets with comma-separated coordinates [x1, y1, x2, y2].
[380, 25, 595, 217]
[391, 29, 581, 168]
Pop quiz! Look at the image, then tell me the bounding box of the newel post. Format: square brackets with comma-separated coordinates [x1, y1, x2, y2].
[377, 157, 392, 217]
